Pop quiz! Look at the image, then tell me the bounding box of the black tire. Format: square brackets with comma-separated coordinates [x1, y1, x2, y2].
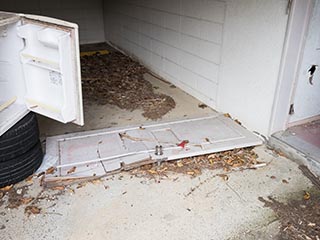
[0, 112, 39, 162]
[0, 141, 43, 188]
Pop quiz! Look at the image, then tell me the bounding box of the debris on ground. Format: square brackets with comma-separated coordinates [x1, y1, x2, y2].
[0, 175, 71, 216]
[223, 113, 242, 125]
[42, 147, 264, 187]
[198, 103, 208, 109]
[67, 166, 77, 175]
[130, 147, 262, 180]
[0, 147, 264, 216]
[304, 191, 311, 200]
[24, 205, 41, 217]
[282, 179, 289, 184]
[45, 166, 56, 175]
[0, 185, 30, 209]
[259, 194, 320, 240]
[81, 50, 176, 120]
[0, 185, 13, 192]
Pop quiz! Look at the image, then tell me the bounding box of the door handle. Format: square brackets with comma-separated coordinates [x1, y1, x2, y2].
[308, 65, 318, 85]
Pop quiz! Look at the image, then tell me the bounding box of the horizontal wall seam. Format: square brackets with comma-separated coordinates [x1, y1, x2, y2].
[111, 10, 223, 46]
[120, 34, 219, 84]
[120, 1, 225, 25]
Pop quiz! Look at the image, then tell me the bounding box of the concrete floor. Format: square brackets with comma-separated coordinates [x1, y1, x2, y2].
[38, 73, 215, 137]
[5, 67, 314, 239]
[0, 146, 316, 240]
[270, 119, 320, 176]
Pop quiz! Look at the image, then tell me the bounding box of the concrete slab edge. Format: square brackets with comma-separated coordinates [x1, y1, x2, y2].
[268, 136, 320, 176]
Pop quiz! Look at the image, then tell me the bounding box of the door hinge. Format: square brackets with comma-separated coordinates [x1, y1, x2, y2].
[286, 0, 293, 15]
[289, 104, 295, 115]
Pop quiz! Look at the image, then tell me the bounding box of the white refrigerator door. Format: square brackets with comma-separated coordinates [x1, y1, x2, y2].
[18, 14, 83, 125]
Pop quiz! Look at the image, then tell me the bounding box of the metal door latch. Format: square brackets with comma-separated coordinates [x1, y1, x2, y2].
[155, 145, 163, 156]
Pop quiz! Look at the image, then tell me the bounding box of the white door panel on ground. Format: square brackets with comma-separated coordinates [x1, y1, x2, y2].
[45, 115, 263, 178]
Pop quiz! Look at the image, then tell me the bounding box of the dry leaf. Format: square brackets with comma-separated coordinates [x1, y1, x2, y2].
[37, 171, 45, 178]
[224, 167, 231, 172]
[159, 167, 168, 172]
[194, 169, 201, 175]
[187, 171, 195, 175]
[67, 166, 77, 174]
[25, 206, 41, 216]
[208, 154, 216, 159]
[52, 186, 65, 191]
[45, 166, 56, 175]
[177, 162, 184, 167]
[276, 150, 286, 157]
[39, 175, 45, 187]
[68, 188, 75, 194]
[234, 119, 242, 125]
[282, 179, 289, 184]
[20, 197, 34, 205]
[76, 183, 86, 189]
[224, 113, 231, 118]
[226, 159, 233, 165]
[91, 179, 101, 185]
[198, 103, 208, 109]
[304, 191, 311, 200]
[232, 163, 243, 168]
[218, 174, 229, 181]
[148, 170, 157, 174]
[25, 175, 34, 183]
[0, 185, 13, 191]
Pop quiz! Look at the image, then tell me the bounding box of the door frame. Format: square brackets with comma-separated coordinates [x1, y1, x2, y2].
[268, 0, 315, 135]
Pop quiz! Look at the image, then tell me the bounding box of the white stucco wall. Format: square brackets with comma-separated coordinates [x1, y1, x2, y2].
[217, 0, 289, 135]
[0, 0, 105, 44]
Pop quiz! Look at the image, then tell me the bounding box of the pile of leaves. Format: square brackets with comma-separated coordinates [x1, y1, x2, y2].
[130, 147, 260, 180]
[259, 195, 320, 240]
[81, 51, 176, 120]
